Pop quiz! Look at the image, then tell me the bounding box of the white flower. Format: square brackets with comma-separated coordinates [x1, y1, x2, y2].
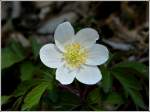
[40, 22, 109, 85]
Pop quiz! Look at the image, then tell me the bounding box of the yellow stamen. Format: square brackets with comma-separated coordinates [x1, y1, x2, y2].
[63, 43, 87, 68]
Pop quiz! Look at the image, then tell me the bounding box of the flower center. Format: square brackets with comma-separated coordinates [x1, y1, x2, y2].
[63, 43, 88, 68]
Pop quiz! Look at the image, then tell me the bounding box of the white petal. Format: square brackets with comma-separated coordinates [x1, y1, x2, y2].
[74, 28, 99, 48]
[86, 44, 109, 65]
[54, 22, 75, 52]
[56, 65, 76, 85]
[76, 65, 102, 85]
[40, 44, 63, 68]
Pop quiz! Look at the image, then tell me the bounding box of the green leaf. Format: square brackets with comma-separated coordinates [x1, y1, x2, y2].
[127, 89, 146, 110]
[112, 69, 146, 109]
[88, 104, 103, 111]
[100, 66, 112, 93]
[12, 80, 44, 97]
[105, 92, 123, 105]
[112, 68, 142, 90]
[30, 37, 42, 59]
[22, 82, 48, 110]
[11, 96, 23, 110]
[1, 96, 11, 105]
[20, 61, 35, 81]
[104, 92, 124, 110]
[2, 41, 25, 69]
[87, 88, 104, 111]
[87, 88, 101, 104]
[41, 67, 55, 80]
[113, 61, 148, 78]
[11, 41, 25, 57]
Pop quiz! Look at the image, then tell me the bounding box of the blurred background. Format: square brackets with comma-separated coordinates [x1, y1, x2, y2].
[1, 1, 149, 111]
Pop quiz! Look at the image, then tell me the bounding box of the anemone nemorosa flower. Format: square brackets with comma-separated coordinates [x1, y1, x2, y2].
[40, 22, 109, 85]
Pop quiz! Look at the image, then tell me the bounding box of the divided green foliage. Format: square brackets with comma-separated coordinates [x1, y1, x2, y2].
[104, 92, 124, 110]
[20, 61, 35, 81]
[112, 68, 142, 90]
[1, 96, 11, 105]
[30, 37, 42, 59]
[8, 79, 53, 110]
[2, 41, 26, 69]
[100, 66, 112, 93]
[86, 88, 106, 110]
[87, 87, 124, 111]
[113, 61, 148, 78]
[11, 80, 41, 97]
[11, 96, 23, 110]
[21, 82, 48, 110]
[1, 37, 148, 112]
[127, 89, 147, 110]
[111, 68, 146, 109]
[88, 104, 103, 111]
[87, 88, 101, 104]
[41, 67, 55, 80]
